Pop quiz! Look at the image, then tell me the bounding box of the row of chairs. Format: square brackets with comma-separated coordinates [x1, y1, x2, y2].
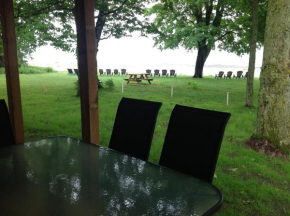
[67, 68, 79, 75]
[215, 71, 248, 79]
[146, 69, 177, 77]
[0, 97, 231, 184]
[99, 69, 127, 76]
[109, 97, 231, 184]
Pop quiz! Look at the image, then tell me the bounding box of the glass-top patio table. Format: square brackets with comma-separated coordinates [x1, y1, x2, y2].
[0, 136, 222, 216]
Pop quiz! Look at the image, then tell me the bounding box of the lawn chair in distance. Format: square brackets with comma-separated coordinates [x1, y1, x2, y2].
[67, 69, 74, 75]
[154, 69, 160, 77]
[162, 69, 168, 77]
[243, 72, 248, 79]
[113, 69, 120, 76]
[215, 71, 224, 79]
[99, 69, 105, 76]
[233, 71, 243, 79]
[106, 69, 112, 76]
[146, 69, 152, 76]
[121, 69, 127, 76]
[224, 71, 233, 79]
[169, 70, 177, 77]
[74, 69, 79, 76]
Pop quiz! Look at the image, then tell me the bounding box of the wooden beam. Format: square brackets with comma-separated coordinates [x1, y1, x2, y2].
[0, 0, 24, 144]
[74, 0, 99, 144]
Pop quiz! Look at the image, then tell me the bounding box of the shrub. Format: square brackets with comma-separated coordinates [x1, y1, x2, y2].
[0, 66, 55, 74]
[105, 79, 115, 90]
[187, 81, 200, 89]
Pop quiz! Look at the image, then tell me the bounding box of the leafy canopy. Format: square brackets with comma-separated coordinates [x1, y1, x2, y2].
[146, 0, 267, 55]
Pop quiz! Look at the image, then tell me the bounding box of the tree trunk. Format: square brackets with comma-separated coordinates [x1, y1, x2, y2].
[193, 43, 211, 78]
[95, 11, 107, 55]
[255, 0, 290, 152]
[245, 0, 258, 108]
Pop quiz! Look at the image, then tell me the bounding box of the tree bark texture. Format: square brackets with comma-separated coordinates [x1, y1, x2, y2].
[95, 11, 106, 54]
[255, 0, 290, 152]
[193, 43, 211, 78]
[245, 0, 258, 107]
[0, 0, 25, 143]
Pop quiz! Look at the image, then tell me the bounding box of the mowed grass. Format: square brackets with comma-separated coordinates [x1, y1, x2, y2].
[0, 72, 290, 216]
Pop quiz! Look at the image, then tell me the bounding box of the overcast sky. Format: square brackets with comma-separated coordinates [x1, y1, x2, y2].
[29, 33, 263, 76]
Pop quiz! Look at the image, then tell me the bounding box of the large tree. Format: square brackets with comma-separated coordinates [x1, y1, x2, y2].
[0, 0, 76, 66]
[146, 0, 266, 78]
[244, 0, 268, 107]
[0, 0, 149, 66]
[255, 0, 290, 152]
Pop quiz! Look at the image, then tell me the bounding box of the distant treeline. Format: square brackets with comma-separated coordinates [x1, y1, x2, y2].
[0, 66, 55, 74]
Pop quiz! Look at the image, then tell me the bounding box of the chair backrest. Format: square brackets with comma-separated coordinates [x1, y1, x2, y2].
[159, 105, 231, 183]
[0, 100, 16, 147]
[244, 72, 248, 78]
[237, 71, 243, 77]
[109, 97, 162, 161]
[114, 69, 119, 75]
[162, 70, 167, 75]
[121, 69, 126, 75]
[146, 69, 151, 75]
[226, 71, 233, 77]
[67, 69, 73, 74]
[218, 71, 224, 77]
[154, 69, 160, 75]
[99, 69, 104, 74]
[170, 70, 176, 76]
[74, 69, 79, 76]
[106, 69, 111, 75]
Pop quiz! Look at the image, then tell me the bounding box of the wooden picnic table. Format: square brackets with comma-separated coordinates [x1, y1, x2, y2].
[124, 73, 153, 85]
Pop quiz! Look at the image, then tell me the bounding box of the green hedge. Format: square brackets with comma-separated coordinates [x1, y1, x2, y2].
[0, 66, 55, 74]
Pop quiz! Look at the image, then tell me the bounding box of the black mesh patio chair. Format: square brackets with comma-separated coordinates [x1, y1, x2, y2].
[74, 69, 79, 76]
[159, 104, 231, 183]
[67, 69, 74, 75]
[170, 70, 176, 77]
[234, 71, 243, 79]
[224, 71, 233, 79]
[244, 72, 248, 79]
[113, 69, 120, 76]
[121, 69, 127, 76]
[154, 69, 160, 77]
[106, 69, 112, 76]
[99, 69, 105, 76]
[162, 69, 168, 77]
[109, 97, 162, 161]
[0, 100, 16, 147]
[215, 71, 224, 79]
[146, 69, 152, 76]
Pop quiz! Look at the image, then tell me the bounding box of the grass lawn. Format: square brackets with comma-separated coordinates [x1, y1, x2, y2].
[0, 72, 289, 215]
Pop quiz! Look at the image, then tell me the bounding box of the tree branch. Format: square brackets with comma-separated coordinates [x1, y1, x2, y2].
[104, 0, 129, 15]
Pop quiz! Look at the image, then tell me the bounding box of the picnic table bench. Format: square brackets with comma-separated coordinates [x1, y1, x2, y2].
[125, 73, 153, 85]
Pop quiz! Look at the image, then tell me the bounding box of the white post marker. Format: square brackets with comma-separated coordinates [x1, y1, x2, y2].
[122, 82, 124, 93]
[227, 92, 229, 105]
[171, 85, 173, 97]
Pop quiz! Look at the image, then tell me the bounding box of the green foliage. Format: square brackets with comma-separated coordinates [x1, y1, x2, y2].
[187, 81, 200, 89]
[145, 0, 268, 77]
[0, 0, 150, 66]
[104, 78, 115, 90]
[95, 0, 150, 40]
[0, 66, 54, 74]
[1, 73, 290, 215]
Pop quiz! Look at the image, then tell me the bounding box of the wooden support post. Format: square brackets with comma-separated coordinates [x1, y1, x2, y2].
[74, 0, 99, 144]
[0, 0, 24, 144]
